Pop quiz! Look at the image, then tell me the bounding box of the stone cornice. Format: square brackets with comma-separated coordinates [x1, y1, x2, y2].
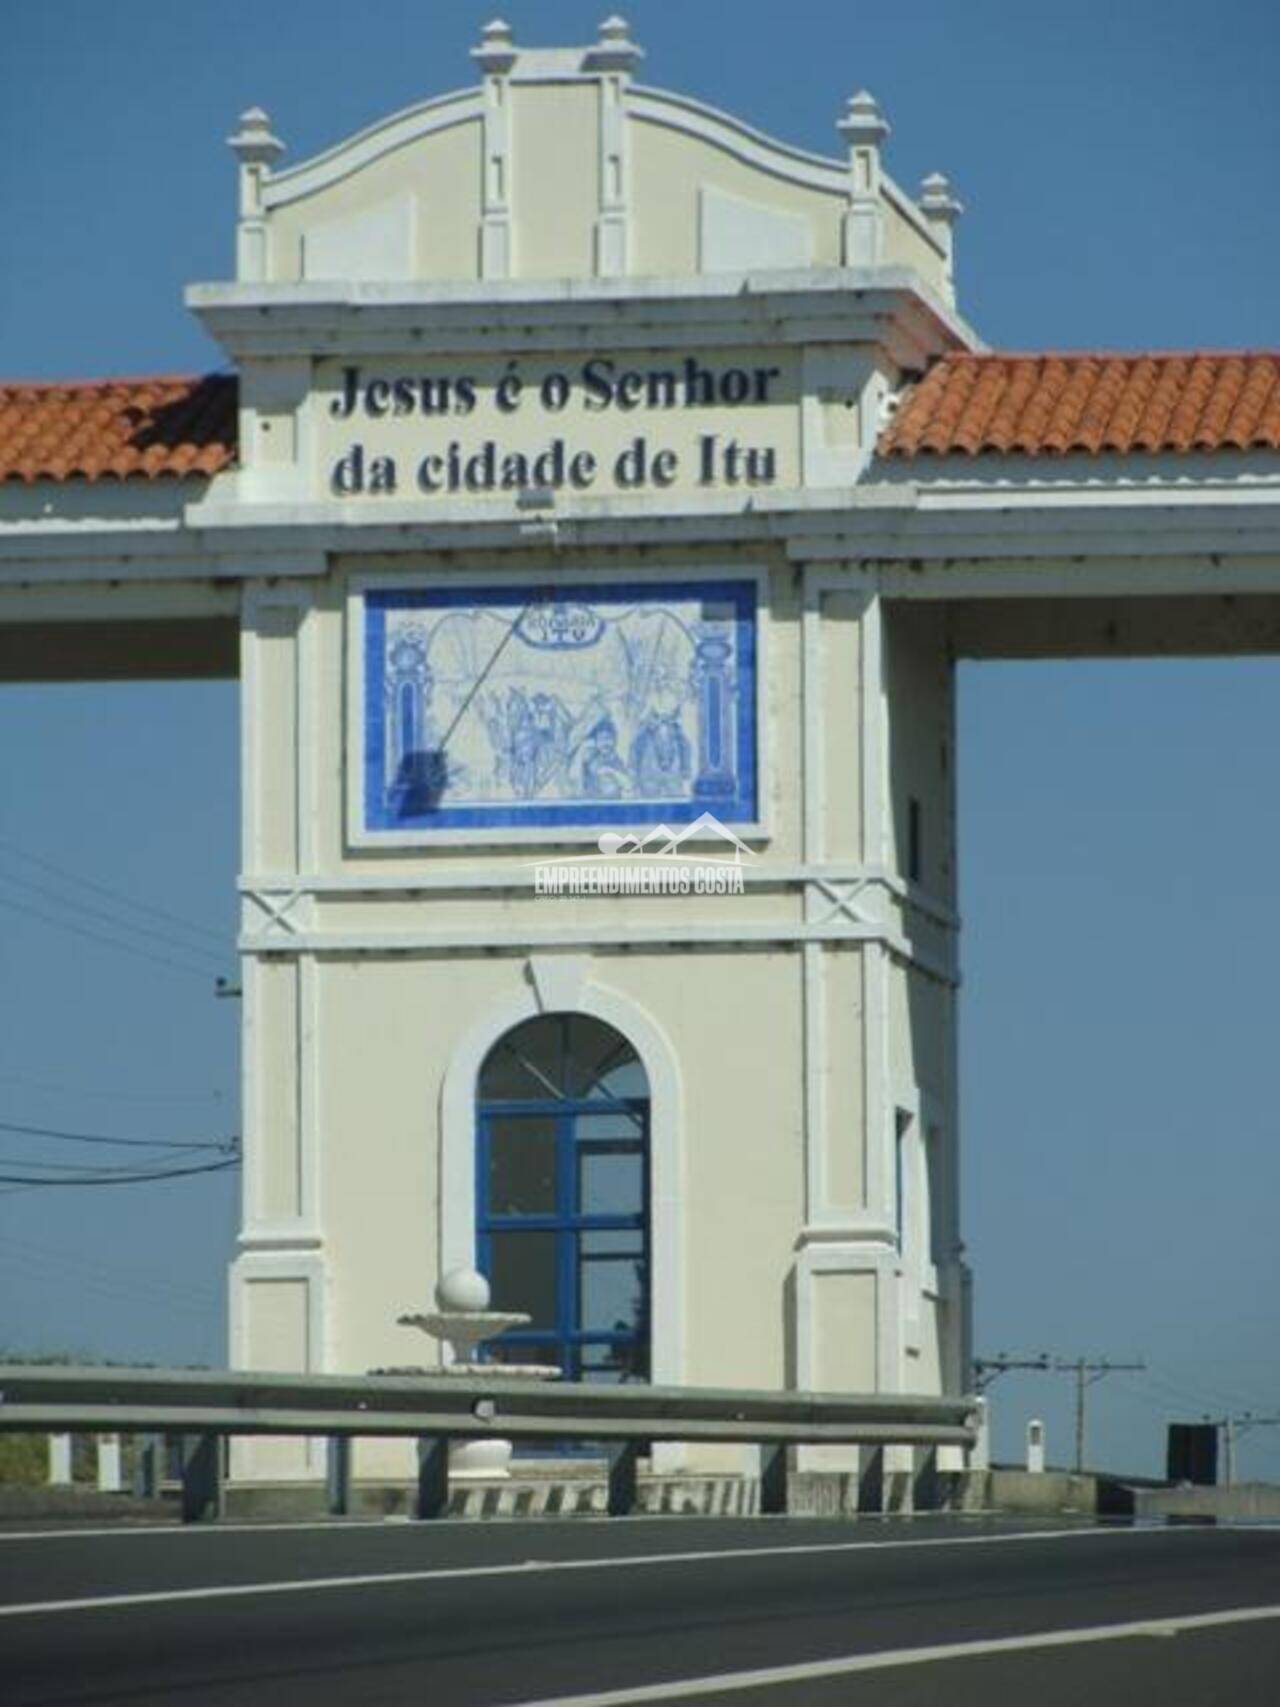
[187, 269, 977, 373]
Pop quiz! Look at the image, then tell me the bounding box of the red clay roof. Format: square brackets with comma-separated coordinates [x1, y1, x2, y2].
[4, 355, 1279, 481]
[0, 374, 237, 483]
[879, 352, 1280, 458]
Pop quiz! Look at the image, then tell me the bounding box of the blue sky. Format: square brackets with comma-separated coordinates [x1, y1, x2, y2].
[1, 1, 1277, 1478]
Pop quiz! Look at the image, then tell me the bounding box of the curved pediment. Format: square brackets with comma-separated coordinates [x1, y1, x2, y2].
[232, 18, 955, 301]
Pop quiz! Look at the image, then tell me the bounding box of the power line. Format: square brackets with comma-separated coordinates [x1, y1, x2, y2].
[0, 1244, 220, 1318]
[0, 1117, 235, 1153]
[0, 1157, 240, 1189]
[1103, 1376, 1175, 1419]
[0, 1231, 222, 1311]
[1207, 1413, 1280, 1487]
[972, 1353, 1051, 1392]
[1056, 1358, 1147, 1473]
[0, 1257, 218, 1320]
[0, 1155, 209, 1175]
[1141, 1364, 1279, 1421]
[0, 890, 223, 981]
[0, 1069, 226, 1105]
[0, 866, 228, 970]
[0, 834, 229, 949]
[974, 1350, 1146, 1471]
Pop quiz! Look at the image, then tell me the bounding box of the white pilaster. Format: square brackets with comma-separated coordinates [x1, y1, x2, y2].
[228, 107, 284, 284]
[800, 570, 827, 1226]
[860, 595, 895, 1236]
[228, 1246, 327, 1478]
[837, 91, 889, 268]
[919, 171, 964, 305]
[586, 17, 644, 276]
[794, 571, 905, 1470]
[472, 20, 518, 279]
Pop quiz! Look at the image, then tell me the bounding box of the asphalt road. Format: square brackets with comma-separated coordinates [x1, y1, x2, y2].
[2, 1513, 1278, 1705]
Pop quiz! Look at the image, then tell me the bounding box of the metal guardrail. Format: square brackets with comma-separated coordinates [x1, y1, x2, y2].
[0, 1365, 977, 1523]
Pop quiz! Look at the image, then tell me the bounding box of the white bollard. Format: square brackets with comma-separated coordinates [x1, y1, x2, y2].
[48, 1433, 73, 1486]
[97, 1434, 123, 1493]
[1026, 1418, 1046, 1474]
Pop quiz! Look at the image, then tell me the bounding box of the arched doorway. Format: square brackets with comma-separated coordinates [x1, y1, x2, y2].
[476, 1013, 650, 1382]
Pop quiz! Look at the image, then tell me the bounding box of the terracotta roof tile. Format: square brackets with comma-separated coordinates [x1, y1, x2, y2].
[6, 357, 1278, 482]
[0, 374, 237, 483]
[879, 352, 1280, 459]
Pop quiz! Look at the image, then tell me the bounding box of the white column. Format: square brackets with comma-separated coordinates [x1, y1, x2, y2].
[48, 1433, 72, 1486]
[97, 1434, 123, 1493]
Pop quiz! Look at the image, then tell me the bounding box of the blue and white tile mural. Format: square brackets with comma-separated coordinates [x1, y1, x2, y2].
[361, 580, 758, 832]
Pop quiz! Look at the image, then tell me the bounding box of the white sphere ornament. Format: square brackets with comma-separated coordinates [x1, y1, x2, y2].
[436, 1267, 491, 1312]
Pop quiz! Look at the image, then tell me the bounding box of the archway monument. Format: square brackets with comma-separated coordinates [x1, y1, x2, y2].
[1, 18, 1277, 1488]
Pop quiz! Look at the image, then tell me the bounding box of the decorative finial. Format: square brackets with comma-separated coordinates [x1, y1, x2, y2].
[920, 170, 964, 226]
[435, 1267, 491, 1313]
[472, 17, 518, 75]
[585, 13, 644, 72]
[227, 106, 284, 167]
[838, 90, 890, 147]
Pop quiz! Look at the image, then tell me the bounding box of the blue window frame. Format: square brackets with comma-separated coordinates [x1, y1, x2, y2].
[476, 1015, 650, 1385]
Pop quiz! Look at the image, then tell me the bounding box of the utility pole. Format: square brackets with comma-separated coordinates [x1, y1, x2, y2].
[973, 1352, 1145, 1472]
[1212, 1413, 1280, 1486]
[1056, 1357, 1146, 1473]
[971, 1354, 1050, 1393]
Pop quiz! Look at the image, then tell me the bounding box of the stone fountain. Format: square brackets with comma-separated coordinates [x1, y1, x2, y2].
[397, 1266, 560, 1479]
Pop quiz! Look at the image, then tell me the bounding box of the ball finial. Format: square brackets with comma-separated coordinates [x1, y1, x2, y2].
[436, 1267, 491, 1312]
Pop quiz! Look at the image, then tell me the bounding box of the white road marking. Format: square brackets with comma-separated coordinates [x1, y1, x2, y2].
[3, 1514, 1267, 1546]
[0, 1518, 404, 1544]
[0, 1524, 1188, 1619]
[506, 1603, 1280, 1704]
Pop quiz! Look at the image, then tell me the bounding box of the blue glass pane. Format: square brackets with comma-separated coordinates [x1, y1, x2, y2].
[487, 1116, 556, 1214]
[487, 1230, 557, 1328]
[479, 1038, 560, 1101]
[581, 1229, 642, 1256]
[575, 1111, 642, 1142]
[595, 1056, 647, 1100]
[578, 1148, 643, 1216]
[580, 1255, 646, 1333]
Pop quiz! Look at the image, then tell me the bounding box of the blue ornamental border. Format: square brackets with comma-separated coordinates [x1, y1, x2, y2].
[361, 578, 758, 833]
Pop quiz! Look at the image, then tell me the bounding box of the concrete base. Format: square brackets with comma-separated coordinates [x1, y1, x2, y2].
[222, 1462, 986, 1522]
[983, 1470, 1097, 1514]
[0, 1485, 171, 1524]
[784, 1472, 859, 1517]
[224, 1471, 764, 1522]
[1134, 1482, 1280, 1523]
[6, 1464, 1218, 1526]
[980, 1469, 1145, 1517]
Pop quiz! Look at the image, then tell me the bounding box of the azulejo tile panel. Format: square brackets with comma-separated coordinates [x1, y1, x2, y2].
[360, 579, 758, 833]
